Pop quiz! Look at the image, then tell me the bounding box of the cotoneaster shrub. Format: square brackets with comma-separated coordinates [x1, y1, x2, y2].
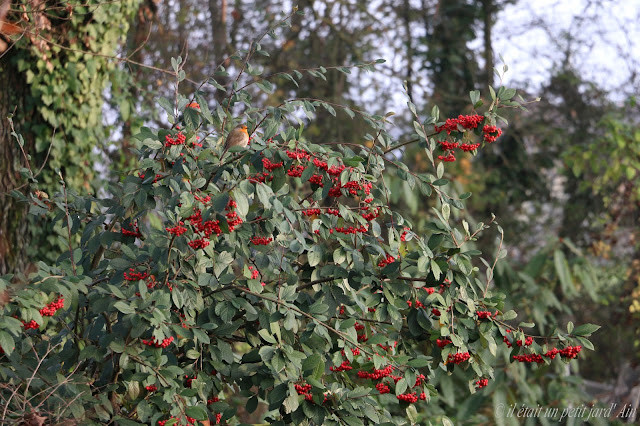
[0, 13, 599, 426]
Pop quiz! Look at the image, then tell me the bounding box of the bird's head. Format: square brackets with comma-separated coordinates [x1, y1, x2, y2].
[238, 124, 248, 133]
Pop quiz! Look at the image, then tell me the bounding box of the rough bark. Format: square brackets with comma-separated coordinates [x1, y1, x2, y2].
[0, 49, 36, 276]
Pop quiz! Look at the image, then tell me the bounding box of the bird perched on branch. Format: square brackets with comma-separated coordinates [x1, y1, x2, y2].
[221, 124, 249, 158]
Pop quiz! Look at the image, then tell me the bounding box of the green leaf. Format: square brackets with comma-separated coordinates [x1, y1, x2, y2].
[256, 80, 274, 93]
[501, 310, 517, 320]
[235, 190, 249, 216]
[0, 331, 14, 356]
[395, 378, 408, 395]
[114, 301, 136, 315]
[572, 323, 600, 336]
[308, 245, 322, 267]
[143, 138, 163, 150]
[213, 193, 230, 212]
[247, 396, 258, 413]
[406, 405, 418, 424]
[431, 259, 442, 280]
[184, 406, 207, 421]
[407, 357, 430, 368]
[554, 249, 575, 295]
[499, 88, 516, 101]
[284, 384, 300, 413]
[256, 183, 272, 209]
[302, 353, 325, 379]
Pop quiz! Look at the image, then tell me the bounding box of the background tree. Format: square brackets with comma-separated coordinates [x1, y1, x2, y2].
[0, 0, 140, 274]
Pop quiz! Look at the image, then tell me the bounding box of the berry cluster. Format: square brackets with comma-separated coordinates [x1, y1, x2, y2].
[308, 174, 323, 185]
[206, 399, 223, 425]
[124, 269, 149, 281]
[295, 383, 314, 401]
[145, 385, 157, 392]
[375, 382, 391, 394]
[142, 336, 174, 348]
[184, 374, 196, 388]
[476, 378, 489, 388]
[158, 416, 196, 426]
[330, 360, 353, 372]
[503, 329, 533, 348]
[193, 194, 211, 203]
[378, 254, 396, 268]
[555, 345, 582, 359]
[360, 206, 380, 222]
[262, 157, 283, 171]
[22, 320, 39, 329]
[121, 222, 142, 238]
[436, 338, 452, 349]
[334, 225, 368, 235]
[397, 392, 427, 403]
[225, 199, 243, 231]
[312, 157, 346, 176]
[39, 296, 64, 316]
[432, 115, 505, 162]
[437, 152, 456, 162]
[250, 236, 273, 245]
[357, 365, 396, 380]
[376, 341, 398, 352]
[287, 165, 305, 177]
[512, 353, 544, 364]
[459, 142, 481, 152]
[185, 209, 222, 239]
[483, 125, 502, 142]
[283, 148, 375, 203]
[138, 172, 162, 183]
[514, 345, 582, 363]
[406, 300, 425, 309]
[165, 132, 186, 147]
[248, 265, 260, 279]
[286, 149, 311, 161]
[434, 114, 484, 134]
[188, 238, 209, 249]
[248, 172, 273, 183]
[166, 222, 188, 236]
[476, 311, 493, 319]
[400, 227, 411, 242]
[191, 136, 203, 148]
[447, 352, 471, 364]
[302, 208, 341, 217]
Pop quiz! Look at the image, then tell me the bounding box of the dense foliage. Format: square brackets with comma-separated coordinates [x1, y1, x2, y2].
[0, 26, 600, 422]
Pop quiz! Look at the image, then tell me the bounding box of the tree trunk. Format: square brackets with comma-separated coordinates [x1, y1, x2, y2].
[120, 0, 158, 166]
[209, 0, 229, 105]
[482, 0, 494, 88]
[0, 49, 37, 276]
